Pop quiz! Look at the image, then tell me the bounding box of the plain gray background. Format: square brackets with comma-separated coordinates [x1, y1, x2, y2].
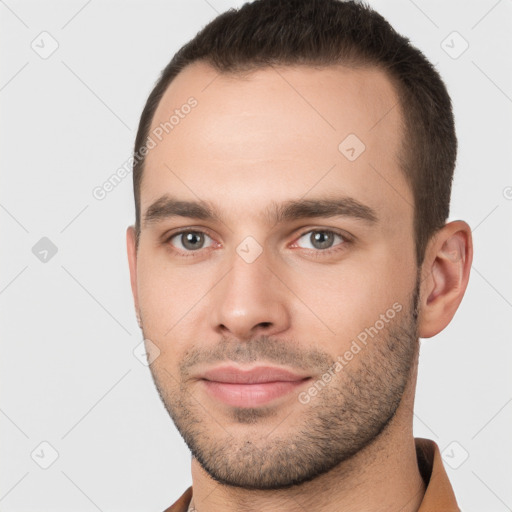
[1, 0, 511, 510]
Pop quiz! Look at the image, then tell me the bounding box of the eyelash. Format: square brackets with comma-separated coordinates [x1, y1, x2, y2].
[290, 229, 352, 258]
[164, 228, 352, 258]
[163, 228, 218, 258]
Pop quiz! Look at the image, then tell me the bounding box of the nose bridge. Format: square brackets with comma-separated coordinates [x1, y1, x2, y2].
[209, 241, 290, 339]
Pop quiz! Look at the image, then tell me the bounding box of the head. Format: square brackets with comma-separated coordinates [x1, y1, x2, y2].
[127, 0, 472, 490]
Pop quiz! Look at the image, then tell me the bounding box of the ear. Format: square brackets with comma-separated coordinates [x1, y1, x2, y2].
[126, 226, 141, 328]
[418, 220, 473, 338]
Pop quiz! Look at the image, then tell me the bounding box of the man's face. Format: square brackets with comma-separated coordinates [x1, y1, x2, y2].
[128, 62, 420, 488]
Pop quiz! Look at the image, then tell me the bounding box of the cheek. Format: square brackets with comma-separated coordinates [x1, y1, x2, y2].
[289, 272, 377, 345]
[287, 254, 414, 344]
[136, 250, 216, 337]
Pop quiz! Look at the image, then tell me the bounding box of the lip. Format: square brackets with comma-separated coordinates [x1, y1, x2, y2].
[199, 365, 310, 384]
[198, 365, 311, 407]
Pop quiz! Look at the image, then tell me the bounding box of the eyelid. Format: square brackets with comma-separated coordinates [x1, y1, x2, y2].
[291, 227, 353, 245]
[163, 226, 354, 256]
[288, 228, 353, 256]
[164, 227, 219, 254]
[163, 226, 216, 242]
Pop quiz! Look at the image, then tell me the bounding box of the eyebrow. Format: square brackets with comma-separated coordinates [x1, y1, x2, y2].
[142, 194, 378, 227]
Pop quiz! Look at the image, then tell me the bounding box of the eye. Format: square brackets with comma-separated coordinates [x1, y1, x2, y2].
[294, 230, 347, 251]
[168, 230, 214, 251]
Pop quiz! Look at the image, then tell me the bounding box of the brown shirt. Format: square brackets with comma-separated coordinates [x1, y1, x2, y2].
[162, 438, 459, 512]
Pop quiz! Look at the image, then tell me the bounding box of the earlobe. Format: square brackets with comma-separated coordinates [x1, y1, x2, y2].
[418, 221, 473, 338]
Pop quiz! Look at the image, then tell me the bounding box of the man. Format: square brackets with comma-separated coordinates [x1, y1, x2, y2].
[126, 0, 473, 510]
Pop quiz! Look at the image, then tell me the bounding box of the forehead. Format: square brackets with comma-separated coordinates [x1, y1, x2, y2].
[141, 61, 411, 226]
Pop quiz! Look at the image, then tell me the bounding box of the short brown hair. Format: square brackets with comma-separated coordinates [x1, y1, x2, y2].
[132, 0, 457, 266]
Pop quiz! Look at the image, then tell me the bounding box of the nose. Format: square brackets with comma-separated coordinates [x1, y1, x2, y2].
[209, 250, 291, 340]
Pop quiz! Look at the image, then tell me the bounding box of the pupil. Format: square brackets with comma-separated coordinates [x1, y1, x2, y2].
[311, 231, 333, 249]
[183, 232, 203, 250]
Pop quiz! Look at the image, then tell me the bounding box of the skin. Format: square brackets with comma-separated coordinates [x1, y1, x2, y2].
[126, 61, 473, 512]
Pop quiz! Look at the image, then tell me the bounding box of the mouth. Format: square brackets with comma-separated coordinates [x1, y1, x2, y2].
[198, 365, 312, 408]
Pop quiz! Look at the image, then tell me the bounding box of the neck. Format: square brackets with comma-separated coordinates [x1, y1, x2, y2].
[189, 360, 425, 512]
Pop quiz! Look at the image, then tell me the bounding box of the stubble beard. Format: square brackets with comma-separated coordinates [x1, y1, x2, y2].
[146, 285, 420, 490]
